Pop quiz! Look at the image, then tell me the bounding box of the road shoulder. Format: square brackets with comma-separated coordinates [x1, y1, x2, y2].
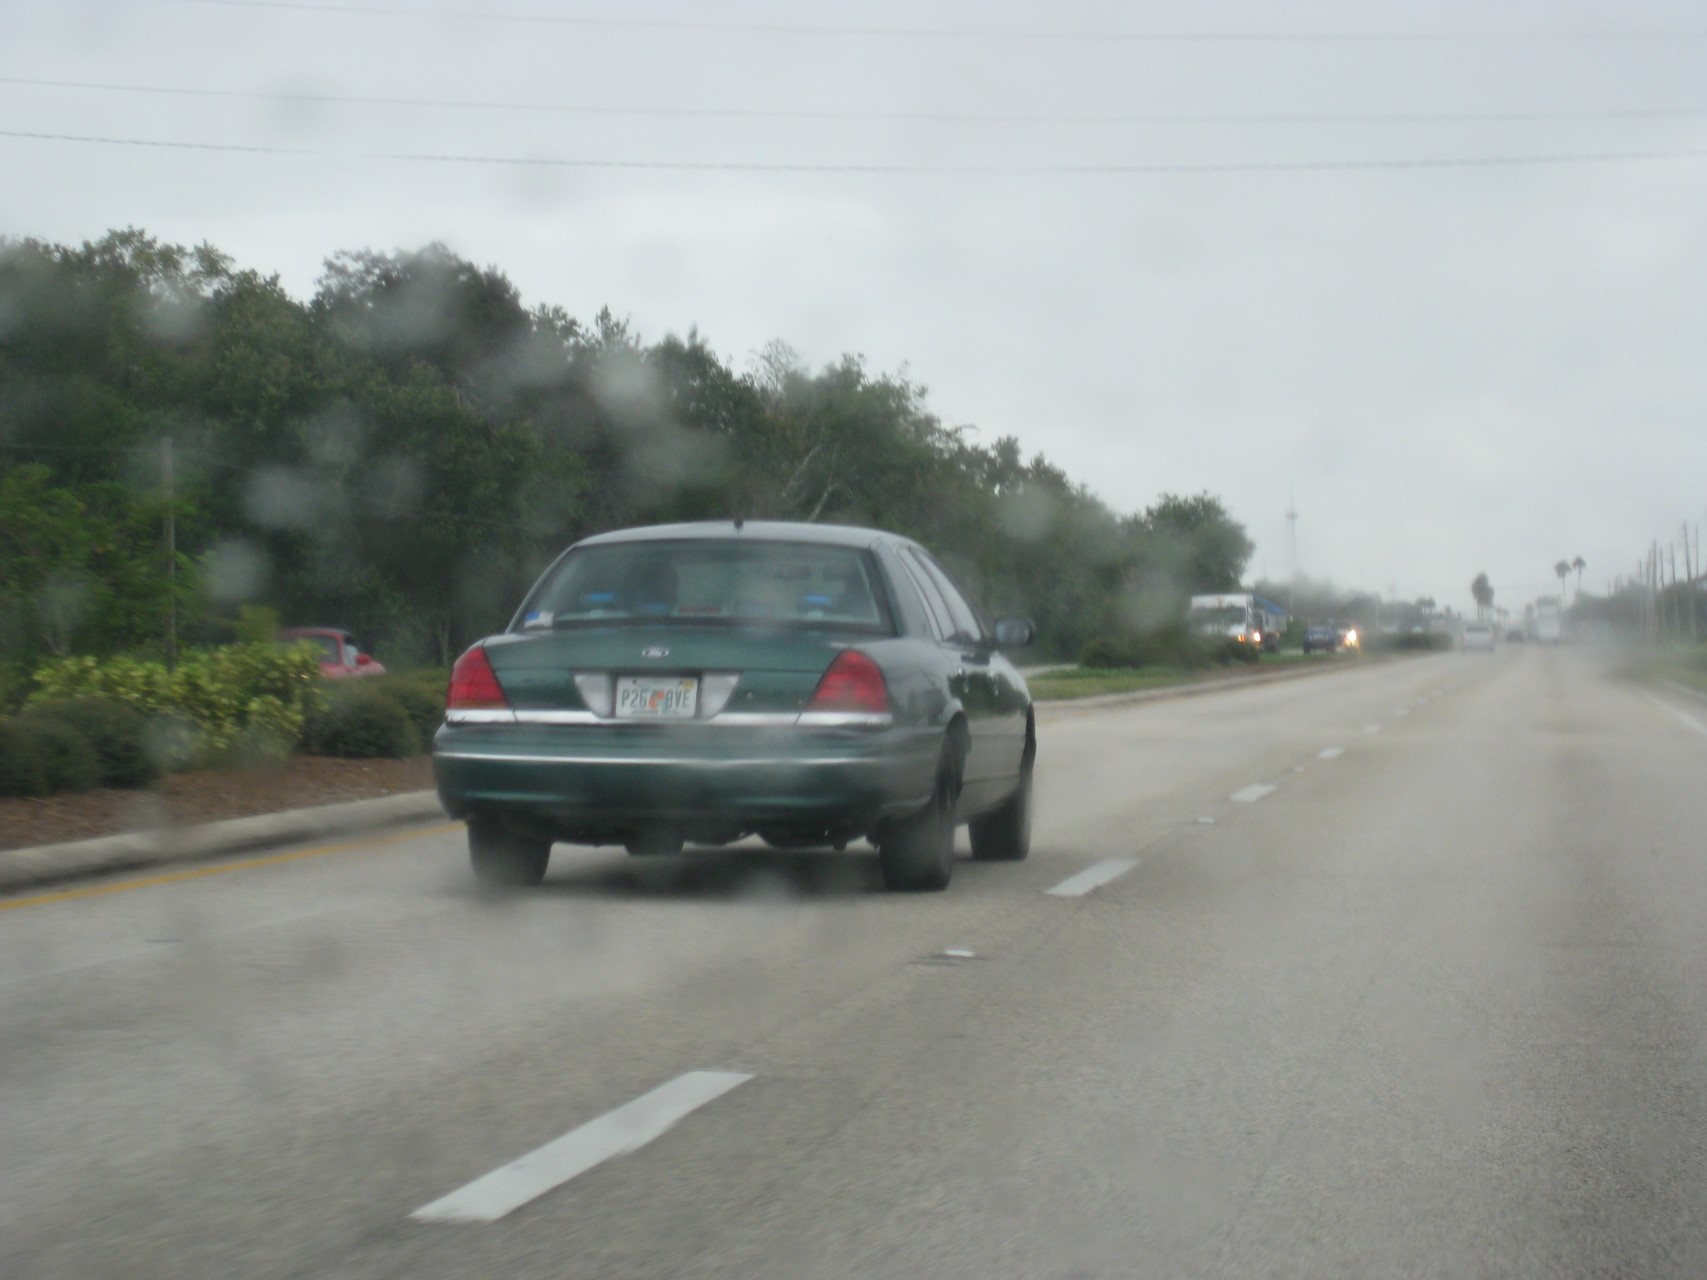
[0, 790, 445, 895]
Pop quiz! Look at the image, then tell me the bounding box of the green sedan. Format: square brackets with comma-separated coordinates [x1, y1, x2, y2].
[433, 521, 1037, 891]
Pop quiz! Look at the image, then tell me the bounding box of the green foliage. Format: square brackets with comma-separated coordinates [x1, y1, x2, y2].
[26, 643, 320, 758]
[1220, 637, 1261, 665]
[17, 698, 158, 787]
[0, 721, 52, 796]
[300, 684, 419, 759]
[0, 717, 102, 795]
[365, 677, 445, 752]
[1078, 635, 1135, 669]
[30, 654, 173, 714]
[1130, 493, 1256, 599]
[3, 228, 1260, 675]
[0, 464, 195, 666]
[234, 604, 281, 647]
[32, 719, 103, 792]
[1078, 622, 1255, 671]
[209, 693, 302, 768]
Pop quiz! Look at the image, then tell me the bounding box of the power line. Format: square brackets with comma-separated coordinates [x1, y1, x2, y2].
[6, 75, 1703, 128]
[172, 1, 1707, 43]
[6, 128, 1707, 173]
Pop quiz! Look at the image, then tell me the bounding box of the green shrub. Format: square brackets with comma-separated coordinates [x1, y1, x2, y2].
[394, 668, 451, 695]
[0, 720, 51, 796]
[27, 643, 321, 758]
[369, 678, 445, 752]
[1134, 622, 1216, 669]
[1220, 637, 1260, 665]
[143, 713, 204, 773]
[234, 604, 282, 647]
[31, 654, 172, 714]
[1078, 635, 1137, 669]
[17, 698, 159, 787]
[1080, 625, 1243, 671]
[301, 684, 418, 759]
[240, 693, 303, 756]
[34, 719, 102, 792]
[0, 717, 101, 795]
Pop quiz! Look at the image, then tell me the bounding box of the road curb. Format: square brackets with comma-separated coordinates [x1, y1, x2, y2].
[0, 790, 448, 895]
[1035, 655, 1393, 716]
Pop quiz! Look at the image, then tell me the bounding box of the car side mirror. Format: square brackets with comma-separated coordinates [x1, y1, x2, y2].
[992, 617, 1036, 649]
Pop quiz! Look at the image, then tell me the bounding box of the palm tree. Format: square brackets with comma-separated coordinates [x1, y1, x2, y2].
[1471, 572, 1494, 620]
[1572, 555, 1586, 602]
[1554, 560, 1571, 605]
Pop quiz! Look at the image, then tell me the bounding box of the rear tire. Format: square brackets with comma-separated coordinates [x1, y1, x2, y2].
[970, 766, 1032, 862]
[879, 749, 959, 892]
[469, 817, 551, 887]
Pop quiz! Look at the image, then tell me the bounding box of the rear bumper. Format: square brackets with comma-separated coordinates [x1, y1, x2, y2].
[433, 721, 939, 839]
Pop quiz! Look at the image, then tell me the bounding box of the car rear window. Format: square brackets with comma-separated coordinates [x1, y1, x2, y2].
[518, 540, 894, 634]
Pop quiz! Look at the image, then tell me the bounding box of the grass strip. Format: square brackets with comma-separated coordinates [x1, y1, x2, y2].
[1031, 653, 1355, 701]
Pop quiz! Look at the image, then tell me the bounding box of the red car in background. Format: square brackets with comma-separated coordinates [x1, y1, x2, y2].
[278, 627, 387, 679]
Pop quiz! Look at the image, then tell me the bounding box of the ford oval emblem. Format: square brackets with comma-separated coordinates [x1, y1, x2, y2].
[641, 646, 670, 659]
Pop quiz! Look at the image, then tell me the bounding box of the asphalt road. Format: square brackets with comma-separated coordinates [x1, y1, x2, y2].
[6, 647, 1707, 1278]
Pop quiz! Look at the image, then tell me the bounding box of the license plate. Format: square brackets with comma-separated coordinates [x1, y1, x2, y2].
[614, 676, 699, 719]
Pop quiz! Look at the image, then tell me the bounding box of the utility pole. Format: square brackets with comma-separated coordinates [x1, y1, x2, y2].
[1687, 524, 1698, 642]
[1284, 488, 1298, 620]
[163, 436, 177, 671]
[1671, 543, 1681, 642]
[1640, 556, 1650, 639]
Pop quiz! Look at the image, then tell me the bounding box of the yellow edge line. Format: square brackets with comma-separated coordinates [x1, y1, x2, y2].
[0, 822, 462, 913]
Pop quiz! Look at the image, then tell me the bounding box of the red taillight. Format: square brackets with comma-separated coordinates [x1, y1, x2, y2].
[807, 650, 889, 715]
[447, 645, 509, 710]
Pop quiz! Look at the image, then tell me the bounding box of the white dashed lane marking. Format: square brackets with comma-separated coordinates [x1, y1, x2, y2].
[1362, 724, 1381, 735]
[1230, 783, 1277, 804]
[410, 1071, 753, 1224]
[1319, 747, 1344, 760]
[1046, 858, 1141, 897]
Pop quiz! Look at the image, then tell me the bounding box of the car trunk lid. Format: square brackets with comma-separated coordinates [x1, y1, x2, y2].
[481, 626, 855, 717]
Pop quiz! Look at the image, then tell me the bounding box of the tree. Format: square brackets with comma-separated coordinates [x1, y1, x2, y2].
[1, 227, 1263, 667]
[0, 465, 193, 664]
[1471, 572, 1494, 619]
[1555, 559, 1571, 604]
[1571, 555, 1586, 602]
[1135, 493, 1255, 595]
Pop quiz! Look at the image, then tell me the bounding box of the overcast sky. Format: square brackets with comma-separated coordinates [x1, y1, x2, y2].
[5, 0, 1706, 610]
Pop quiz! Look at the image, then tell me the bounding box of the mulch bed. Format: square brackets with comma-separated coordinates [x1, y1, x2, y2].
[0, 755, 436, 853]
